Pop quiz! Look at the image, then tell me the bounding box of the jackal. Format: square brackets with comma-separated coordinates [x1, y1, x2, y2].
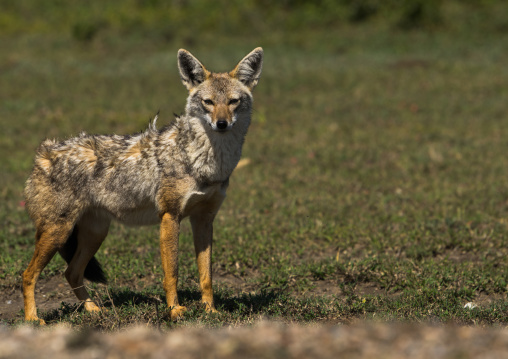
[22, 47, 263, 324]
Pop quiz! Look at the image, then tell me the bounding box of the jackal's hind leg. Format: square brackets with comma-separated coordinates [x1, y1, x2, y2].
[64, 213, 110, 313]
[23, 226, 73, 324]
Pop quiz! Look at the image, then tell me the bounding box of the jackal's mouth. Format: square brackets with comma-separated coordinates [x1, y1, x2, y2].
[209, 121, 233, 132]
[215, 127, 231, 133]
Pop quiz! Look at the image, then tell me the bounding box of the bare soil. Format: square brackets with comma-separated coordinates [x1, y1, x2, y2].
[1, 273, 504, 323]
[0, 276, 81, 322]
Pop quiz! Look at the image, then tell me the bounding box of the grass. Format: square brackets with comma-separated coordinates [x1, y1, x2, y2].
[1, 3, 508, 329]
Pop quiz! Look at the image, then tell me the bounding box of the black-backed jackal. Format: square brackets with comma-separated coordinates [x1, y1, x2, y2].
[22, 47, 263, 324]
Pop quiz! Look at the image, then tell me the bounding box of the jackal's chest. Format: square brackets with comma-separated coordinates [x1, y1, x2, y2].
[180, 182, 227, 218]
[185, 130, 243, 183]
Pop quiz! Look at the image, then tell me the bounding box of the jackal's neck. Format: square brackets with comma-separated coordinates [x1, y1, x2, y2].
[169, 114, 250, 183]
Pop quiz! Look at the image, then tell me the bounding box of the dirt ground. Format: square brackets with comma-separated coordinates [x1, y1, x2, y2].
[1, 273, 502, 324]
[1, 321, 508, 359]
[0, 276, 81, 322]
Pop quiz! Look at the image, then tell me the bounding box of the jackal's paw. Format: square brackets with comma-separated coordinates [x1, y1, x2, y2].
[26, 317, 46, 325]
[170, 305, 187, 321]
[203, 302, 218, 314]
[84, 299, 102, 313]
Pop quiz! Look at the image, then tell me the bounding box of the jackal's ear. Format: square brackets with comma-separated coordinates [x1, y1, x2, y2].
[178, 49, 210, 90]
[230, 47, 263, 90]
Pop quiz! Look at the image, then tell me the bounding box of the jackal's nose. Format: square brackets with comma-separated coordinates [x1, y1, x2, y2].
[216, 120, 228, 130]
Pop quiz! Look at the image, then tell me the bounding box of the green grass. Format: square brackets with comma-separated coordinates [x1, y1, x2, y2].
[1, 3, 508, 329]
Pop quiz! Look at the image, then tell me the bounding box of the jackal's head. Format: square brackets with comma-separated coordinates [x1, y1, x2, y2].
[178, 47, 263, 133]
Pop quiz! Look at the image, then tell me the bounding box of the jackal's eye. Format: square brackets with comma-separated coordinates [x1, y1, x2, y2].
[228, 98, 240, 105]
[202, 99, 214, 106]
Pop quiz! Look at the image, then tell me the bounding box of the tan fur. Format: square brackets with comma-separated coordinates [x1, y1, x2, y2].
[36, 157, 52, 173]
[22, 47, 263, 324]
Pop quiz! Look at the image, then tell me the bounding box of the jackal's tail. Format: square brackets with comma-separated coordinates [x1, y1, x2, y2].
[58, 226, 107, 284]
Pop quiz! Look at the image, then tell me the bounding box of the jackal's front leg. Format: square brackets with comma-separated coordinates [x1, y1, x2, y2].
[160, 212, 186, 321]
[190, 213, 217, 314]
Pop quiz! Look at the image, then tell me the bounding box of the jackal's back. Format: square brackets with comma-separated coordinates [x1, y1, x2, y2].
[24, 126, 165, 227]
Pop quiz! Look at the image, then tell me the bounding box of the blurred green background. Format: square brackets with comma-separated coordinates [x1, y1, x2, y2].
[2, 0, 507, 40]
